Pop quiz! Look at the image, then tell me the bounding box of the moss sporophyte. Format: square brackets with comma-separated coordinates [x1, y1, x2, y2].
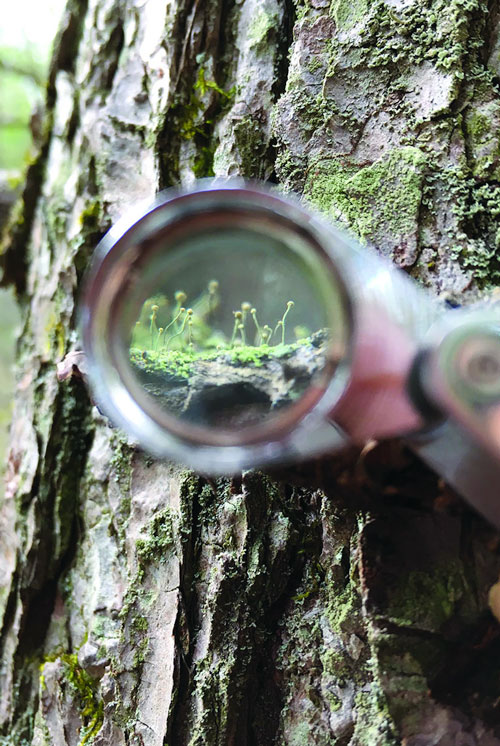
[129, 281, 330, 427]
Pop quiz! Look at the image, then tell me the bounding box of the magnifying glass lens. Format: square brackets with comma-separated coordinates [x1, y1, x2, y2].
[121, 223, 344, 437]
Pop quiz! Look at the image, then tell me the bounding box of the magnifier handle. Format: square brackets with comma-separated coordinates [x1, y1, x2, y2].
[407, 423, 500, 528]
[330, 303, 427, 440]
[328, 298, 500, 527]
[407, 307, 500, 527]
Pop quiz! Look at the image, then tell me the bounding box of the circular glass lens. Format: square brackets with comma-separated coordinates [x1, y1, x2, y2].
[110, 211, 348, 443]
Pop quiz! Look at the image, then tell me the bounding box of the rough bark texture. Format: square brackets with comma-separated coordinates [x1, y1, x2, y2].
[1, 0, 500, 744]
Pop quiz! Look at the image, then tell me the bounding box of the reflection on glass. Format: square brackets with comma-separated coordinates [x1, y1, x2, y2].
[126, 227, 337, 432]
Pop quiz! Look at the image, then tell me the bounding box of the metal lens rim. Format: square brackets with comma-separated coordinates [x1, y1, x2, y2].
[80, 182, 354, 471]
[441, 321, 500, 404]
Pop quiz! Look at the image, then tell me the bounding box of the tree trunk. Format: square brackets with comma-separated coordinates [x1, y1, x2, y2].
[1, 0, 500, 744]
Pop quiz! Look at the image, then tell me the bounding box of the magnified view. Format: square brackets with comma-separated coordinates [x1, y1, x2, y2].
[124, 225, 344, 433]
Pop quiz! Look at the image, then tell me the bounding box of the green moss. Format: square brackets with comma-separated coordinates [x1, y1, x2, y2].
[79, 200, 101, 228]
[135, 507, 175, 565]
[465, 104, 500, 181]
[109, 433, 133, 489]
[292, 0, 311, 22]
[320, 648, 352, 687]
[330, 0, 370, 30]
[233, 115, 267, 178]
[130, 338, 314, 378]
[39, 654, 103, 746]
[132, 637, 150, 669]
[305, 147, 426, 243]
[289, 722, 312, 745]
[120, 503, 178, 627]
[193, 145, 217, 178]
[113, 503, 180, 730]
[366, 630, 457, 737]
[131, 614, 148, 632]
[468, 110, 490, 140]
[229, 342, 301, 366]
[352, 687, 398, 746]
[274, 150, 308, 188]
[248, 10, 278, 51]
[130, 348, 194, 378]
[325, 692, 342, 710]
[282, 86, 332, 136]
[327, 582, 361, 636]
[440, 165, 500, 284]
[307, 57, 323, 74]
[43, 309, 66, 359]
[386, 563, 471, 630]
[329, 0, 490, 77]
[162, 66, 236, 180]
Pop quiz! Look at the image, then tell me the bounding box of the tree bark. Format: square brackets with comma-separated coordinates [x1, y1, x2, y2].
[1, 0, 500, 744]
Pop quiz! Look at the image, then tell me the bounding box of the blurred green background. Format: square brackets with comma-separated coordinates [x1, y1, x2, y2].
[0, 0, 66, 490]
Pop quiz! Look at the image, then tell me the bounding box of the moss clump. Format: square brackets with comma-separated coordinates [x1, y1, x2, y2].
[465, 103, 500, 181]
[109, 432, 134, 491]
[292, 0, 311, 23]
[329, 0, 489, 76]
[233, 116, 267, 178]
[307, 57, 323, 75]
[162, 66, 236, 180]
[78, 200, 101, 228]
[280, 85, 332, 136]
[130, 339, 314, 379]
[119, 505, 178, 626]
[330, 0, 370, 31]
[39, 654, 103, 746]
[248, 10, 279, 51]
[132, 637, 150, 669]
[130, 347, 195, 379]
[386, 563, 471, 630]
[135, 507, 175, 566]
[131, 614, 149, 632]
[320, 647, 356, 689]
[305, 147, 426, 243]
[352, 687, 398, 746]
[439, 164, 500, 284]
[468, 110, 490, 140]
[43, 309, 66, 360]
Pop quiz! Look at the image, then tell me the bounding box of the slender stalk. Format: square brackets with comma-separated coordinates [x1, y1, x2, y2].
[239, 323, 246, 346]
[150, 304, 159, 346]
[166, 313, 189, 349]
[281, 301, 294, 344]
[274, 301, 294, 345]
[250, 307, 262, 345]
[161, 307, 185, 347]
[165, 308, 186, 348]
[156, 327, 164, 351]
[230, 311, 243, 348]
[261, 325, 272, 345]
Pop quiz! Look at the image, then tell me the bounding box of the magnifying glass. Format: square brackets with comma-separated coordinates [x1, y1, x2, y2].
[80, 181, 362, 472]
[79, 180, 499, 499]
